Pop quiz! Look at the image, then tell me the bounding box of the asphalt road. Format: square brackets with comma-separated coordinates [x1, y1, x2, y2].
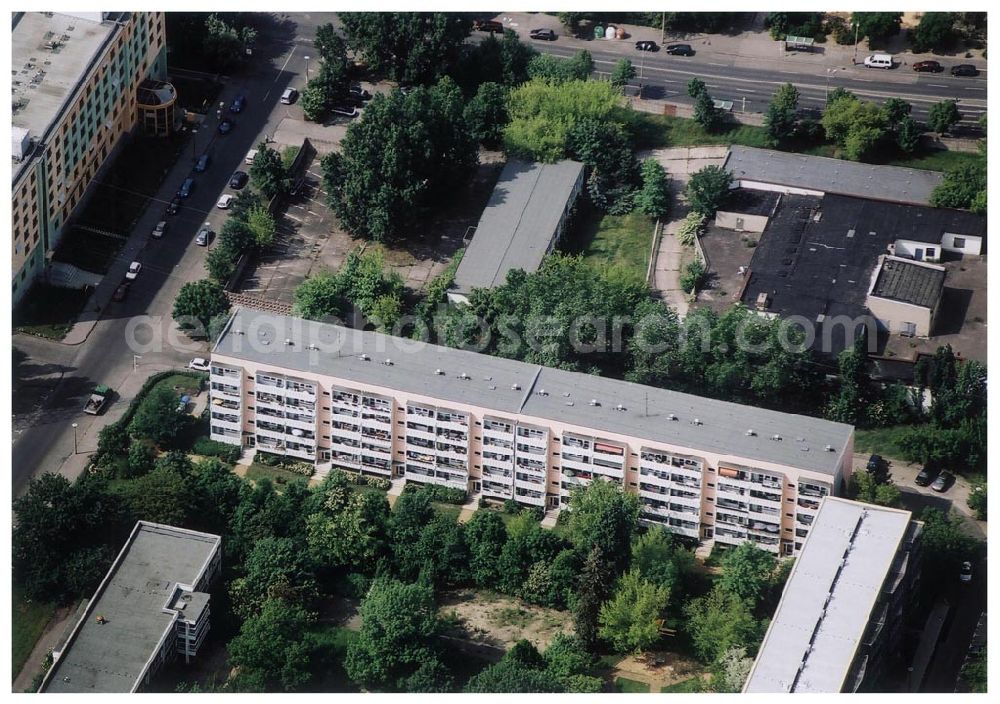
[922, 556, 987, 692]
[11, 14, 319, 496]
[491, 36, 987, 130]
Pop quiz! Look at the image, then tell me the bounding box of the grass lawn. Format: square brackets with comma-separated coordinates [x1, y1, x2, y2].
[661, 676, 708, 692]
[13, 283, 91, 340]
[246, 462, 312, 488]
[564, 209, 654, 279]
[854, 425, 917, 461]
[886, 149, 982, 173]
[153, 373, 204, 398]
[12, 584, 55, 679]
[615, 676, 651, 693]
[282, 145, 302, 169]
[631, 113, 771, 150]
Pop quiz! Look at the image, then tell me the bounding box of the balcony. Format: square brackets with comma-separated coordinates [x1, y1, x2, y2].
[716, 498, 748, 512]
[515, 489, 545, 506]
[405, 463, 435, 479]
[284, 415, 316, 432]
[436, 418, 468, 433]
[483, 482, 513, 499]
[286, 444, 315, 461]
[211, 383, 240, 399]
[255, 377, 284, 389]
[406, 450, 435, 466]
[797, 497, 821, 511]
[406, 426, 436, 442]
[283, 386, 316, 402]
[482, 466, 513, 480]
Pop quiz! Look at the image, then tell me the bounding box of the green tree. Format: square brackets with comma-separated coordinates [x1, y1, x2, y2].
[911, 12, 956, 52]
[896, 115, 922, 153]
[464, 510, 508, 587]
[293, 271, 347, 320]
[764, 83, 799, 146]
[713, 646, 755, 693]
[543, 633, 594, 684]
[188, 457, 249, 536]
[230, 188, 262, 220]
[323, 77, 477, 241]
[717, 541, 776, 607]
[882, 97, 912, 123]
[967, 481, 986, 521]
[852, 12, 903, 44]
[684, 587, 764, 663]
[610, 59, 636, 91]
[314, 24, 350, 99]
[128, 386, 192, 446]
[679, 260, 707, 293]
[574, 546, 614, 651]
[822, 92, 890, 160]
[917, 507, 982, 600]
[464, 82, 509, 148]
[960, 647, 987, 693]
[340, 12, 471, 85]
[687, 77, 707, 99]
[250, 145, 290, 200]
[116, 466, 194, 525]
[567, 118, 639, 211]
[826, 334, 870, 425]
[566, 480, 640, 574]
[927, 99, 961, 134]
[203, 13, 257, 72]
[246, 205, 277, 250]
[850, 470, 903, 508]
[300, 78, 329, 122]
[630, 526, 695, 596]
[228, 598, 315, 691]
[230, 536, 318, 620]
[172, 279, 230, 337]
[464, 659, 562, 693]
[13, 474, 128, 603]
[693, 90, 721, 132]
[598, 569, 671, 653]
[126, 441, 156, 477]
[344, 579, 445, 691]
[527, 50, 593, 83]
[930, 160, 986, 211]
[635, 158, 671, 219]
[685, 165, 733, 217]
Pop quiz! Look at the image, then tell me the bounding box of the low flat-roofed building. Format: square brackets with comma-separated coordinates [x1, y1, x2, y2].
[744, 497, 922, 693]
[449, 159, 584, 303]
[866, 255, 946, 337]
[40, 522, 222, 693]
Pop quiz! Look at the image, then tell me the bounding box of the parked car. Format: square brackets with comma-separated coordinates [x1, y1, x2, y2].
[245, 148, 259, 165]
[635, 40, 659, 52]
[188, 357, 211, 372]
[112, 282, 130, 302]
[951, 64, 979, 77]
[930, 470, 955, 493]
[229, 94, 246, 113]
[125, 261, 142, 281]
[229, 171, 249, 189]
[915, 465, 939, 487]
[177, 177, 195, 199]
[473, 19, 504, 34]
[280, 87, 298, 104]
[666, 43, 695, 56]
[217, 194, 235, 209]
[529, 28, 556, 41]
[960, 561, 973, 583]
[194, 153, 210, 172]
[349, 83, 372, 101]
[864, 53, 894, 69]
[913, 60, 943, 73]
[151, 220, 167, 239]
[331, 104, 359, 117]
[166, 197, 181, 215]
[866, 454, 885, 475]
[195, 224, 212, 246]
[217, 118, 234, 135]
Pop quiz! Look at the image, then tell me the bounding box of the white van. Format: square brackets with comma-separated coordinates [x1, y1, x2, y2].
[863, 53, 894, 69]
[244, 148, 259, 165]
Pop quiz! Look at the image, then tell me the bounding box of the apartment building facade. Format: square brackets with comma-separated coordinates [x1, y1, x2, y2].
[12, 11, 167, 303]
[744, 498, 923, 693]
[210, 311, 855, 554]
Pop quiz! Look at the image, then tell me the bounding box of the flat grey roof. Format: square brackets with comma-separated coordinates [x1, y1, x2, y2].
[725, 146, 943, 206]
[870, 258, 945, 309]
[213, 310, 854, 475]
[453, 159, 584, 293]
[12, 12, 117, 181]
[42, 522, 220, 693]
[744, 497, 914, 693]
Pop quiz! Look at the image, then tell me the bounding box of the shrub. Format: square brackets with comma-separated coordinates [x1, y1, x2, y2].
[192, 436, 242, 463]
[503, 499, 521, 514]
[676, 212, 706, 247]
[680, 260, 708, 294]
[256, 451, 284, 467]
[404, 483, 467, 504]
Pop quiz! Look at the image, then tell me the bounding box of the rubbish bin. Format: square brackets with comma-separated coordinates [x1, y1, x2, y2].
[594, 25, 604, 40]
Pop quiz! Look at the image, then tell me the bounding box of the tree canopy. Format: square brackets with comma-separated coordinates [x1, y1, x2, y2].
[598, 569, 671, 653]
[173, 279, 231, 337]
[685, 165, 733, 217]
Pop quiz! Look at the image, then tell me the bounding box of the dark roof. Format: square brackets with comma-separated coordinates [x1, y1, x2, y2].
[725, 146, 943, 205]
[870, 258, 945, 308]
[720, 188, 781, 217]
[737, 191, 983, 354]
[452, 159, 584, 294]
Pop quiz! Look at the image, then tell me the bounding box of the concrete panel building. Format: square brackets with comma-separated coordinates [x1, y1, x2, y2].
[39, 522, 222, 693]
[12, 11, 168, 303]
[209, 310, 855, 555]
[744, 497, 922, 693]
[865, 255, 946, 337]
[449, 159, 585, 304]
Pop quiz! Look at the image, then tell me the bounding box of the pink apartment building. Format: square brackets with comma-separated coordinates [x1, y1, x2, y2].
[209, 310, 855, 555]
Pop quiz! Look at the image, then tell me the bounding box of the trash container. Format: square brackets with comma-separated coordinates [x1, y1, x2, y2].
[594, 25, 604, 40]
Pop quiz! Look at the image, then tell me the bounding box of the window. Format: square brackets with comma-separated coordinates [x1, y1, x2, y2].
[901, 321, 917, 337]
[925, 248, 936, 259]
[953, 237, 966, 249]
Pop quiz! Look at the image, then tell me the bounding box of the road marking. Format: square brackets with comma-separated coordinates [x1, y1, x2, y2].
[274, 46, 297, 84]
[928, 84, 948, 88]
[965, 87, 986, 91]
[708, 62, 727, 67]
[286, 213, 303, 222]
[735, 88, 755, 93]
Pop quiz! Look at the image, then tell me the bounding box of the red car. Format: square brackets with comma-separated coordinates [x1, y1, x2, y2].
[913, 60, 943, 73]
[112, 282, 130, 302]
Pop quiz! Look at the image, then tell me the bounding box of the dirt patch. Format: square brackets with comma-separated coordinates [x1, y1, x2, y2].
[612, 650, 708, 691]
[438, 589, 573, 651]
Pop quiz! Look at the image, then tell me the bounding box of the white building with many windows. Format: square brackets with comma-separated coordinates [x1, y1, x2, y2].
[209, 310, 855, 555]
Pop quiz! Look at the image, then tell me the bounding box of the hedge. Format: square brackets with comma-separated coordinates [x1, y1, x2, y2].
[404, 483, 467, 504]
[330, 468, 391, 491]
[191, 436, 242, 464]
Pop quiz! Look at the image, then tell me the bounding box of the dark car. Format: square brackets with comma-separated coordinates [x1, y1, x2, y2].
[112, 282, 130, 302]
[229, 171, 249, 189]
[951, 64, 979, 77]
[177, 177, 195, 199]
[349, 84, 372, 101]
[913, 60, 943, 73]
[474, 19, 504, 34]
[218, 118, 234, 135]
[529, 28, 556, 41]
[930, 470, 955, 493]
[194, 153, 210, 173]
[915, 465, 939, 487]
[229, 94, 246, 113]
[166, 196, 181, 216]
[666, 43, 695, 56]
[866, 454, 885, 475]
[960, 560, 973, 583]
[635, 40, 659, 52]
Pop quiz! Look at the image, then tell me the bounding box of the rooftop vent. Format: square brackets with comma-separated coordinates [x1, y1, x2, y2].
[459, 372, 469, 380]
[359, 353, 370, 361]
[825, 444, 834, 452]
[284, 338, 293, 345]
[616, 404, 626, 411]
[746, 429, 755, 436]
[434, 368, 444, 375]
[772, 434, 782, 441]
[589, 399, 600, 406]
[537, 389, 548, 396]
[667, 413, 677, 421]
[384, 358, 393, 365]
[307, 343, 318, 350]
[566, 401, 575, 406]
[563, 392, 571, 397]
[693, 418, 702, 425]
[511, 383, 520, 390]
[234, 329, 243, 335]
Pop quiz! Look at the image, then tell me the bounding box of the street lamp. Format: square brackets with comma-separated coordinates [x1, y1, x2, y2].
[304, 55, 311, 80]
[72, 422, 78, 455]
[825, 68, 839, 101]
[133, 354, 142, 372]
[853, 19, 860, 64]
